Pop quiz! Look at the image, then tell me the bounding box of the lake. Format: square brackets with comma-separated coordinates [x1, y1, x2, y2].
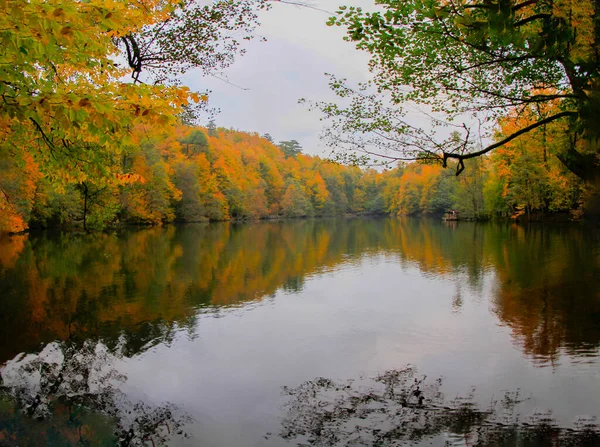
[1, 218, 599, 446]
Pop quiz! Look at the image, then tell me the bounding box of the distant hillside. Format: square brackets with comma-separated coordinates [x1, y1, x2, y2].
[0, 126, 392, 232]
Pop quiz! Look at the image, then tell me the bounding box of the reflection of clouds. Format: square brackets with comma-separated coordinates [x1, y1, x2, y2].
[1, 341, 190, 446]
[277, 367, 600, 446]
[1, 341, 125, 418]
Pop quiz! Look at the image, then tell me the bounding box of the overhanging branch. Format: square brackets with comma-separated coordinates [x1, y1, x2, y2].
[442, 110, 577, 174]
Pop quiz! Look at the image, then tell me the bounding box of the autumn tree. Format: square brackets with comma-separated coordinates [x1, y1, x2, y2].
[120, 142, 181, 225]
[0, 0, 266, 232]
[305, 172, 330, 215]
[485, 104, 583, 217]
[1, 0, 207, 182]
[314, 0, 599, 188]
[258, 157, 286, 214]
[281, 180, 313, 217]
[381, 165, 405, 214]
[0, 151, 41, 232]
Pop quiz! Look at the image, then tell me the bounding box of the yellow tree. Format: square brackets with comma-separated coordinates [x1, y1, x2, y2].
[0, 0, 200, 176]
[486, 101, 583, 217]
[0, 0, 266, 231]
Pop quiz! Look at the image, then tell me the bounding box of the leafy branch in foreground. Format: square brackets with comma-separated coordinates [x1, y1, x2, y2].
[313, 0, 599, 180]
[0, 0, 268, 231]
[116, 0, 269, 84]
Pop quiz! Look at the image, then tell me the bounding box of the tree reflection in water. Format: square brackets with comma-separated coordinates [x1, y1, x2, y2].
[0, 340, 190, 446]
[1, 220, 600, 445]
[277, 367, 599, 446]
[1, 220, 599, 366]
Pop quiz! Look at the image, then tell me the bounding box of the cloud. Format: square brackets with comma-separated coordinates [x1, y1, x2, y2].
[182, 0, 375, 156]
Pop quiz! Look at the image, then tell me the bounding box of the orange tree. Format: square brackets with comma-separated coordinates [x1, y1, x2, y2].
[0, 0, 265, 231]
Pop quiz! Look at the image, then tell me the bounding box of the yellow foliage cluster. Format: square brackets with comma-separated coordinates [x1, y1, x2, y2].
[0, 0, 203, 192]
[0, 125, 402, 232]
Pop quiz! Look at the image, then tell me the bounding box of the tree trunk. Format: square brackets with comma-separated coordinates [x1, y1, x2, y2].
[82, 182, 89, 232]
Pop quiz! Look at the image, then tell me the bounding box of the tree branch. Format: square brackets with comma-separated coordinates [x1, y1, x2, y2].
[29, 118, 56, 152]
[442, 110, 578, 173]
[513, 13, 551, 28]
[512, 0, 539, 12]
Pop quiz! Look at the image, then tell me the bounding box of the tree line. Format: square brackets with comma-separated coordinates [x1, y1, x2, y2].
[0, 115, 588, 233]
[1, 0, 595, 232]
[0, 126, 397, 232]
[387, 105, 584, 220]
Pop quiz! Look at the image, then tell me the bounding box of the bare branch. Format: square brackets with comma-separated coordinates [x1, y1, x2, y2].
[442, 110, 578, 169]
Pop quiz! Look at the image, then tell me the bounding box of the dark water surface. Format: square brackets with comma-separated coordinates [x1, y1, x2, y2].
[1, 218, 599, 446]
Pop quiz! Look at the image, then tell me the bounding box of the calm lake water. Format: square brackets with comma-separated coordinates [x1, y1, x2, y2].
[1, 218, 599, 446]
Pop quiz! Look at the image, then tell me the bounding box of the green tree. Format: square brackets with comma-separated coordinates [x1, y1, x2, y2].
[173, 160, 206, 221]
[207, 119, 218, 137]
[421, 169, 455, 215]
[78, 182, 121, 232]
[278, 140, 303, 158]
[179, 130, 209, 157]
[451, 159, 486, 219]
[262, 133, 274, 143]
[316, 0, 599, 183]
[281, 180, 313, 217]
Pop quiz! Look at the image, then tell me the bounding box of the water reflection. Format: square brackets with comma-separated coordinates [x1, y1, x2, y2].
[278, 367, 600, 446]
[1, 219, 599, 445]
[1, 219, 599, 366]
[0, 220, 381, 362]
[0, 340, 190, 446]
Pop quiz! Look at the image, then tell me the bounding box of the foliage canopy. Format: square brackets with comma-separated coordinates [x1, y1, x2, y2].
[317, 0, 599, 178]
[0, 0, 267, 228]
[0, 0, 266, 178]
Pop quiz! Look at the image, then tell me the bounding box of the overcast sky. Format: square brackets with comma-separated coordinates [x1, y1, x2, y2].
[182, 0, 375, 157]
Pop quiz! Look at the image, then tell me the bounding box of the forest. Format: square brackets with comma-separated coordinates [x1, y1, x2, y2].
[0, 119, 586, 233]
[0, 0, 597, 234]
[0, 124, 392, 232]
[2, 1, 600, 445]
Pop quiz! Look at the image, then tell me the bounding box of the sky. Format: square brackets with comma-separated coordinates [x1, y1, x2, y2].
[182, 0, 375, 157]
